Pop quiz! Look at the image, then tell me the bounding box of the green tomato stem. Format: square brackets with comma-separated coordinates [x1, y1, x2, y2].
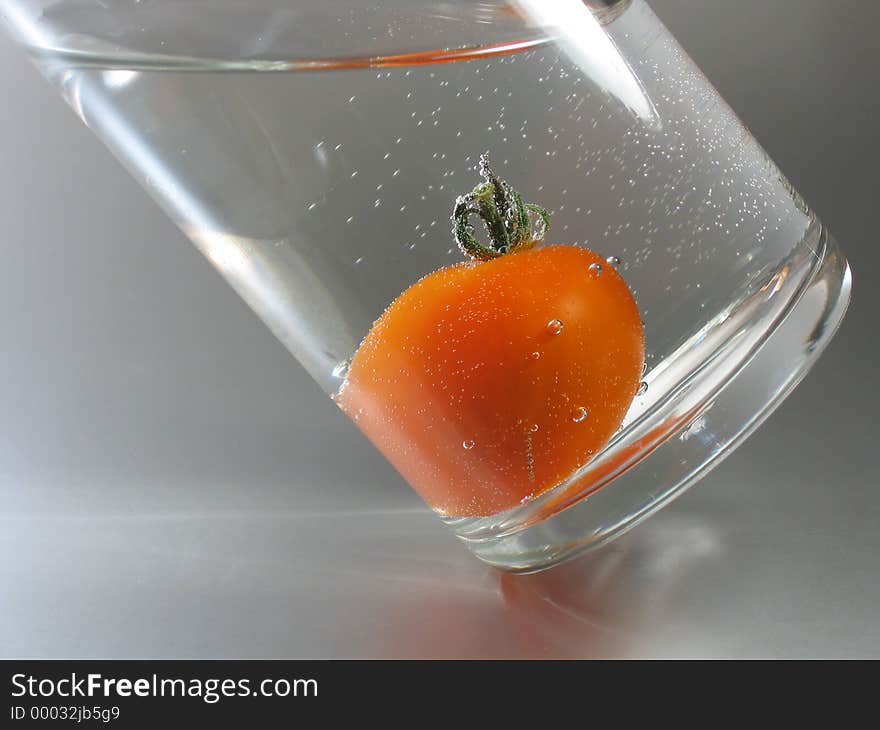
[451, 153, 551, 262]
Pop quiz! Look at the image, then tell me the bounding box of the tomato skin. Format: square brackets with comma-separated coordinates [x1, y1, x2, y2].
[336, 244, 645, 517]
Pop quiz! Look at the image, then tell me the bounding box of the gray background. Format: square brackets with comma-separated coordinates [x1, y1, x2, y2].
[1, 0, 878, 658]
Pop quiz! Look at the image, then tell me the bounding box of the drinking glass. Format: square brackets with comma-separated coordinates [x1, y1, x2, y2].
[1, 0, 851, 571]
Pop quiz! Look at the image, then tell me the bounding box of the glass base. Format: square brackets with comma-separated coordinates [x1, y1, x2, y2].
[447, 220, 851, 572]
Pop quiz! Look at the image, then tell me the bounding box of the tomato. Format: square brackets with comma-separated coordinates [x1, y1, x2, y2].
[336, 156, 644, 517]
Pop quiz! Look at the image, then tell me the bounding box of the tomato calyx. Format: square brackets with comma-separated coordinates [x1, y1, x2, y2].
[452, 153, 551, 262]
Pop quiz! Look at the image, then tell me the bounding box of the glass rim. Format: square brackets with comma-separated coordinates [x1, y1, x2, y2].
[2, 0, 633, 72]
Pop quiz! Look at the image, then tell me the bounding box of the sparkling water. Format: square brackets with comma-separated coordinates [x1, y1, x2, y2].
[25, 0, 820, 404]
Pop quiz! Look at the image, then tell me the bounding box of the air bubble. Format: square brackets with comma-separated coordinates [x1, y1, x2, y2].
[531, 351, 541, 360]
[462, 439, 475, 450]
[637, 381, 648, 396]
[588, 262, 603, 278]
[606, 255, 622, 266]
[529, 423, 539, 433]
[546, 319, 564, 335]
[571, 406, 589, 423]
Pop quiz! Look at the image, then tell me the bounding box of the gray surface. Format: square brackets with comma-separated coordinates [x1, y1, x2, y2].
[1, 0, 878, 658]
